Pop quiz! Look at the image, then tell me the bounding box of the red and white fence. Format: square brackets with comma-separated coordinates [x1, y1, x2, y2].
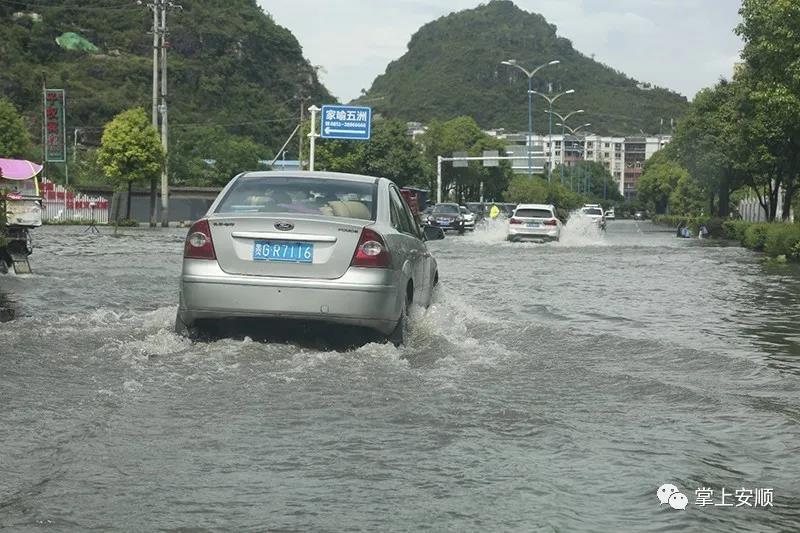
[40, 177, 110, 223]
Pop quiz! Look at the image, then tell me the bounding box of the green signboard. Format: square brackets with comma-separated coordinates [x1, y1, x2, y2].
[44, 89, 66, 163]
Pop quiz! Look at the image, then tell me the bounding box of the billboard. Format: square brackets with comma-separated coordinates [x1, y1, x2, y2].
[44, 89, 66, 162]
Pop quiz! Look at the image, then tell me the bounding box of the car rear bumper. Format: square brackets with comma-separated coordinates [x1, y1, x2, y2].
[507, 226, 559, 240]
[178, 260, 402, 334]
[428, 220, 464, 231]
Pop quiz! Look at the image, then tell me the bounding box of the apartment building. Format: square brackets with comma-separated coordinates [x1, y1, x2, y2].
[494, 131, 671, 197]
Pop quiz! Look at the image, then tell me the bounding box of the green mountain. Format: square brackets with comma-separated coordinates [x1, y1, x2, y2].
[359, 0, 689, 135]
[0, 0, 331, 162]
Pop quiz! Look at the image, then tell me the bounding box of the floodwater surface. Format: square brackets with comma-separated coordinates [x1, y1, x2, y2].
[1, 220, 799, 532]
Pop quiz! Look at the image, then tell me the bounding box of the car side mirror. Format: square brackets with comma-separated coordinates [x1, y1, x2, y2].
[422, 225, 445, 241]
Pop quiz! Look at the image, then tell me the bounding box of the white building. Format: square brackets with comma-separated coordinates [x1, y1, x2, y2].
[493, 131, 671, 197]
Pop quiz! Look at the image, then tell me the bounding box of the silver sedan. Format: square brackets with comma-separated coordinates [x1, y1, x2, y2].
[175, 171, 443, 344]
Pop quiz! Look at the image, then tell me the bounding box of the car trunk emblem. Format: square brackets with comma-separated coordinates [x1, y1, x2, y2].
[274, 222, 294, 231]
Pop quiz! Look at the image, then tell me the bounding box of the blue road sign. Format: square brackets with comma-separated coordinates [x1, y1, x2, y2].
[320, 105, 372, 140]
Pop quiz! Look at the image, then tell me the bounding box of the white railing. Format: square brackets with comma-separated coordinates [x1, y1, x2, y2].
[40, 177, 110, 223]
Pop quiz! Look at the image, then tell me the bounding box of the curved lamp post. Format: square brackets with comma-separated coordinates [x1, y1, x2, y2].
[556, 122, 594, 194]
[532, 90, 576, 181]
[536, 101, 583, 181]
[501, 59, 560, 178]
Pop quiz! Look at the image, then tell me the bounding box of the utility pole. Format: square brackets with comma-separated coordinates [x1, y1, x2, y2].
[150, 0, 159, 129]
[146, 0, 161, 226]
[156, 1, 181, 227]
[298, 99, 304, 170]
[73, 128, 80, 164]
[307, 105, 320, 171]
[159, 1, 169, 227]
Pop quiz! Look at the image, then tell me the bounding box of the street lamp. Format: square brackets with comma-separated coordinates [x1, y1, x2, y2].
[555, 122, 591, 162]
[556, 122, 592, 135]
[532, 89, 575, 181]
[549, 110, 585, 184]
[556, 122, 592, 193]
[548, 109, 585, 155]
[501, 59, 560, 178]
[547, 109, 585, 129]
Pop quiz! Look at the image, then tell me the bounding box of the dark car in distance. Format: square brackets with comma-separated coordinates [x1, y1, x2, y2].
[426, 203, 466, 234]
[465, 202, 486, 223]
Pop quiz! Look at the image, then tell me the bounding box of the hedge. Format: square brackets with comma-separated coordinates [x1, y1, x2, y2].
[653, 216, 800, 261]
[651, 215, 725, 236]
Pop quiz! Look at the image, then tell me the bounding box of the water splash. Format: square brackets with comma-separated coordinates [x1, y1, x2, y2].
[459, 218, 510, 243]
[556, 214, 607, 247]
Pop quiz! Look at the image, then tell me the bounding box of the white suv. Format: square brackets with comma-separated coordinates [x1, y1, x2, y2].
[580, 204, 606, 230]
[507, 204, 562, 242]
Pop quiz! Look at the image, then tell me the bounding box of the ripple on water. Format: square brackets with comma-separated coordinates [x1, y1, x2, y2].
[1, 222, 799, 532]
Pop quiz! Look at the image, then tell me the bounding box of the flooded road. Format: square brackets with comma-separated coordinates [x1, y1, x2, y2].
[1, 220, 799, 531]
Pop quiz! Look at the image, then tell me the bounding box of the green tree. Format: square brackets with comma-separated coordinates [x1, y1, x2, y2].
[357, 119, 427, 186]
[97, 108, 164, 220]
[636, 151, 690, 214]
[171, 126, 263, 187]
[736, 0, 800, 219]
[669, 173, 704, 216]
[552, 161, 622, 202]
[0, 97, 32, 158]
[669, 83, 741, 217]
[503, 175, 581, 210]
[420, 116, 512, 202]
[315, 118, 427, 188]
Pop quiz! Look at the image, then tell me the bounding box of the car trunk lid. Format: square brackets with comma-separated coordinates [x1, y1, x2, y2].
[207, 214, 369, 279]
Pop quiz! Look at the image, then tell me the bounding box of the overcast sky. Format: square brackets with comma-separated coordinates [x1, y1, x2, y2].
[259, 0, 744, 103]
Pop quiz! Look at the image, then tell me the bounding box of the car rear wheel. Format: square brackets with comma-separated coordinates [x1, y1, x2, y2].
[388, 284, 412, 346]
[174, 311, 202, 340]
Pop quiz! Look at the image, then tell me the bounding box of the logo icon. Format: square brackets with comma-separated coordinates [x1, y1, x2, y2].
[274, 222, 294, 231]
[658, 483, 688, 510]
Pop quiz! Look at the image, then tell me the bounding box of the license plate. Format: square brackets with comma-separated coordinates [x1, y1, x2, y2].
[437, 219, 451, 226]
[253, 241, 313, 263]
[526, 223, 540, 228]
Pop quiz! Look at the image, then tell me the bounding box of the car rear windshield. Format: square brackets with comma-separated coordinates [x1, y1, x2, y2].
[514, 208, 553, 218]
[215, 176, 376, 220]
[583, 208, 603, 216]
[433, 204, 459, 214]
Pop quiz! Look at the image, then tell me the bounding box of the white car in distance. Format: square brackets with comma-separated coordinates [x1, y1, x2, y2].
[580, 204, 606, 230]
[459, 206, 476, 231]
[507, 204, 562, 242]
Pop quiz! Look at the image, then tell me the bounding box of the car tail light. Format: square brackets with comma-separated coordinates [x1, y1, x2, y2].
[544, 219, 558, 226]
[184, 219, 216, 260]
[509, 218, 522, 224]
[351, 227, 391, 268]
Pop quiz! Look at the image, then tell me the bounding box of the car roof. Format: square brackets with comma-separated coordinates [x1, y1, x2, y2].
[238, 170, 380, 185]
[435, 202, 460, 207]
[515, 203, 555, 210]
